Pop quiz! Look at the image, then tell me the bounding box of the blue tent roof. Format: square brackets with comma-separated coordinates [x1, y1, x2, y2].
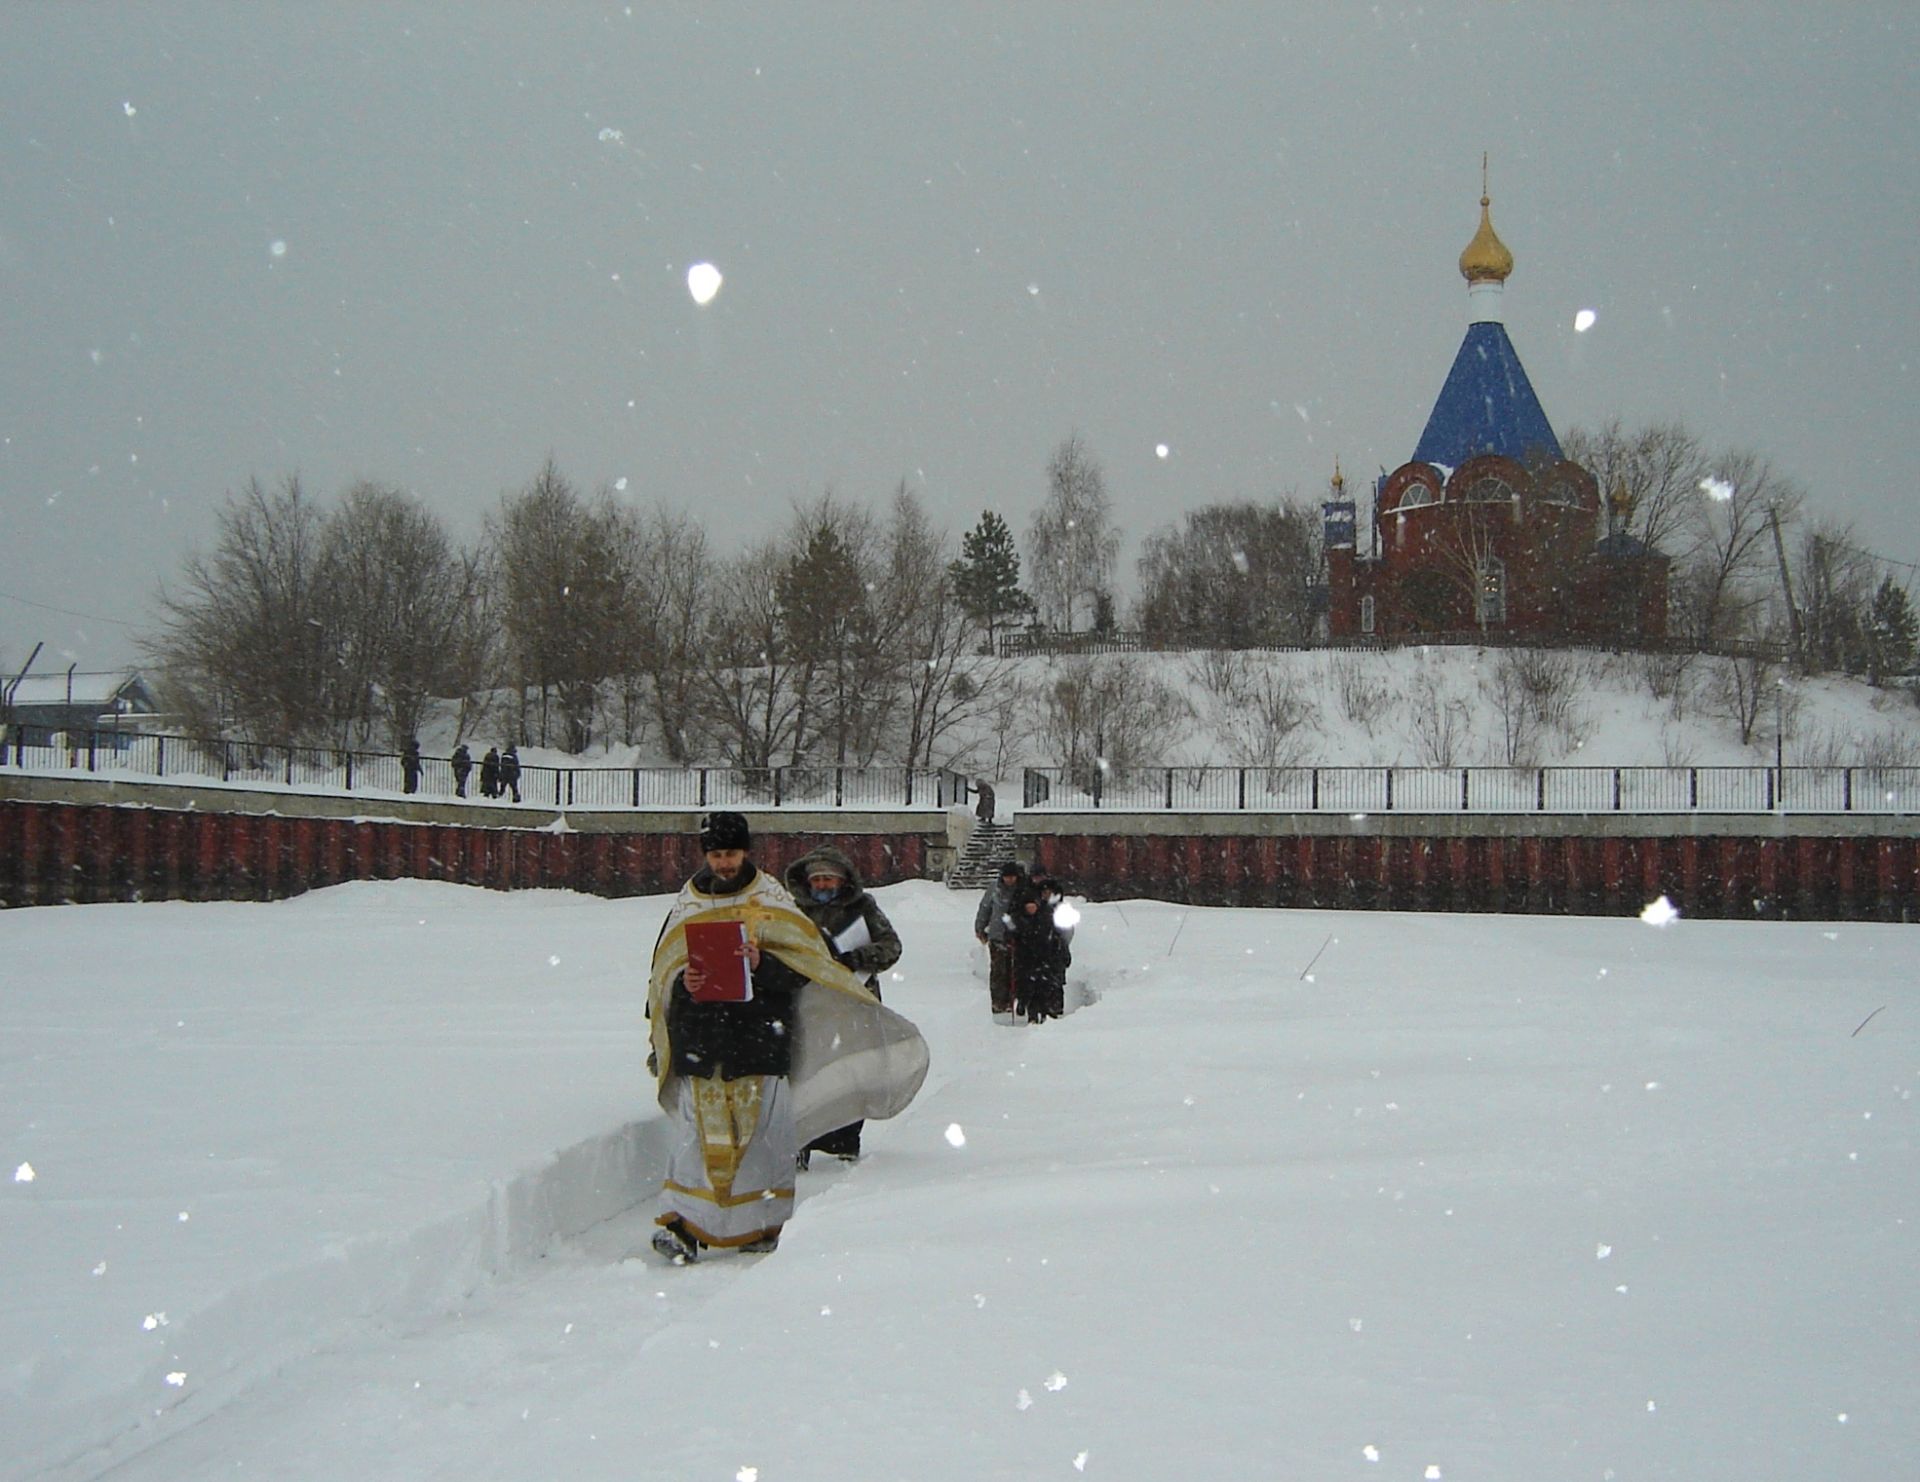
[1411, 320, 1562, 469]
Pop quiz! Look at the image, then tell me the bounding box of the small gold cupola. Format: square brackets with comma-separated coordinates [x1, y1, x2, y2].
[1459, 154, 1514, 284]
[1458, 155, 1513, 323]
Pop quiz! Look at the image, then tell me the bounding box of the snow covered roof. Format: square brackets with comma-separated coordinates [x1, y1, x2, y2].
[1411, 320, 1563, 469]
[4, 670, 153, 710]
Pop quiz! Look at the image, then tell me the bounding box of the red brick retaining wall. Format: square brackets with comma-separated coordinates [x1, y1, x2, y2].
[0, 799, 930, 908]
[1024, 826, 1920, 922]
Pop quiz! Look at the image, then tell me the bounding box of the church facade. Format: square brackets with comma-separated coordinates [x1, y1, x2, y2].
[1323, 190, 1668, 643]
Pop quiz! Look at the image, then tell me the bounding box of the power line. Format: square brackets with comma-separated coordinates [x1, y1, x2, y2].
[0, 587, 142, 630]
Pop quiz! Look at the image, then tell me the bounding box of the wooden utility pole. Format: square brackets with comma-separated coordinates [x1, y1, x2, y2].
[1767, 504, 1803, 660]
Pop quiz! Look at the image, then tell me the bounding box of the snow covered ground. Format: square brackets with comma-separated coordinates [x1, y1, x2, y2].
[4, 879, 1915, 1481]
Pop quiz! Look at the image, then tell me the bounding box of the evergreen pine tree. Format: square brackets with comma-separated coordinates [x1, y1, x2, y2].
[948, 510, 1033, 651]
[1865, 577, 1917, 685]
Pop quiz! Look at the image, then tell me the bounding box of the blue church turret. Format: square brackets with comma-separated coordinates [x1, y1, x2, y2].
[1411, 180, 1562, 469]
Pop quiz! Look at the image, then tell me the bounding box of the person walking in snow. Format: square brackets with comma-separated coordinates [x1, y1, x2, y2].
[974, 860, 1025, 1024]
[450, 743, 473, 798]
[401, 737, 423, 795]
[479, 746, 501, 799]
[646, 812, 927, 1264]
[1009, 878, 1072, 1024]
[500, 743, 522, 802]
[784, 844, 903, 1167]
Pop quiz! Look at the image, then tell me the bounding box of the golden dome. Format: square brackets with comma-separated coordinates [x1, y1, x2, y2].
[1458, 194, 1514, 285]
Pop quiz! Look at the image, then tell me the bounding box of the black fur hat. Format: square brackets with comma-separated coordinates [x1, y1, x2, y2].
[699, 810, 752, 851]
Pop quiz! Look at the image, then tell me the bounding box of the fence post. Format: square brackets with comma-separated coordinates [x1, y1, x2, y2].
[1311, 768, 1320, 810]
[1536, 768, 1546, 811]
[1237, 768, 1246, 810]
[632, 769, 641, 808]
[344, 751, 354, 792]
[1612, 768, 1621, 811]
[699, 769, 709, 807]
[1844, 767, 1853, 811]
[156, 735, 166, 778]
[836, 767, 845, 807]
[1765, 769, 1775, 810]
[1461, 769, 1470, 810]
[774, 767, 783, 806]
[1385, 769, 1394, 811]
[905, 769, 914, 808]
[223, 742, 232, 782]
[1689, 767, 1698, 809]
[88, 730, 98, 772]
[1165, 768, 1174, 810]
[284, 748, 294, 785]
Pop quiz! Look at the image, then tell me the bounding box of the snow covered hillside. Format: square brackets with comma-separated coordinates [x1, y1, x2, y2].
[449, 646, 1920, 785]
[5, 879, 1915, 1480]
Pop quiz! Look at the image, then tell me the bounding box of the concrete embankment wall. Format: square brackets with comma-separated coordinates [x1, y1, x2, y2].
[0, 776, 962, 908]
[1019, 810, 1920, 922]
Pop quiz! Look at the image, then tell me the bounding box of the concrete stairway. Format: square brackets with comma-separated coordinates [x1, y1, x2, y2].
[947, 820, 1019, 889]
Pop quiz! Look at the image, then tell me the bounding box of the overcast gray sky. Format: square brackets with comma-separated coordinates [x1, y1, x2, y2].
[3, 3, 1915, 671]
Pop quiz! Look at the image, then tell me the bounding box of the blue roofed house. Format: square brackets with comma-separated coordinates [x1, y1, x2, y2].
[1325, 184, 1669, 643]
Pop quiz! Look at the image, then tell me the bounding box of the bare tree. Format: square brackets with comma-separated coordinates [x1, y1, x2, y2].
[491, 462, 638, 752]
[693, 543, 802, 771]
[1136, 498, 1321, 645]
[319, 481, 486, 749]
[1040, 656, 1191, 791]
[1561, 418, 1703, 558]
[624, 508, 710, 762]
[1186, 650, 1315, 766]
[1673, 449, 1802, 647]
[148, 475, 333, 744]
[1029, 435, 1121, 632]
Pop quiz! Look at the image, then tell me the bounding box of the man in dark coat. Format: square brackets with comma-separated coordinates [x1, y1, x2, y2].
[500, 744, 522, 802]
[1009, 881, 1072, 1024]
[401, 738, 423, 795]
[450, 743, 473, 798]
[479, 747, 501, 799]
[974, 860, 1025, 1024]
[783, 843, 903, 1166]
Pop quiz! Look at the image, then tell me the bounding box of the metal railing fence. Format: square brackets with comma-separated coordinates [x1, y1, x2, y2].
[0, 728, 969, 812]
[1021, 763, 1920, 815]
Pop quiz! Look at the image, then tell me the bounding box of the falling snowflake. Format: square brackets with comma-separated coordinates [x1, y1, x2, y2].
[165, 1372, 186, 1387]
[1016, 1388, 1033, 1410]
[269, 240, 287, 258]
[1698, 476, 1734, 503]
[687, 262, 723, 305]
[13, 1163, 33, 1183]
[945, 1123, 966, 1148]
[1574, 309, 1597, 332]
[1639, 895, 1680, 927]
[1045, 1371, 1068, 1392]
[1155, 443, 1169, 459]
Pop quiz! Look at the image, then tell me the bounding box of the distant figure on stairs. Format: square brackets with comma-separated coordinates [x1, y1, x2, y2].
[974, 778, 995, 823]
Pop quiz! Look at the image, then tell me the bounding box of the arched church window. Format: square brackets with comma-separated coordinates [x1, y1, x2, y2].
[1391, 481, 1436, 512]
[1463, 476, 1517, 504]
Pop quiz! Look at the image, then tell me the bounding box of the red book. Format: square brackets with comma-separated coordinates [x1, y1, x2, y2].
[683, 919, 752, 1002]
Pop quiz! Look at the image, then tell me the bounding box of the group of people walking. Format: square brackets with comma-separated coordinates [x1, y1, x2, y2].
[645, 812, 925, 1265]
[973, 859, 1074, 1025]
[642, 810, 1081, 1267]
[400, 739, 520, 800]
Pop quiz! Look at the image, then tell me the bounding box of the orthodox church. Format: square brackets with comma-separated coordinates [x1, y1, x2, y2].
[1323, 184, 1668, 642]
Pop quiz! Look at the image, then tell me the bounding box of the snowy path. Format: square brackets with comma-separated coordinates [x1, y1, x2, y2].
[7, 881, 1917, 1481]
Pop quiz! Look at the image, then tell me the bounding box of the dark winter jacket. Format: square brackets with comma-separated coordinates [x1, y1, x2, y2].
[480, 748, 501, 796]
[973, 872, 1024, 945]
[783, 845, 903, 991]
[1009, 888, 1071, 1019]
[662, 861, 808, 1078]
